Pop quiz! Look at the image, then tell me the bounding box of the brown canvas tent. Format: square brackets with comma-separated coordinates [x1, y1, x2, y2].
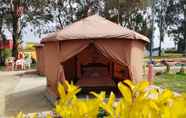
[35, 44, 45, 75]
[41, 15, 149, 97]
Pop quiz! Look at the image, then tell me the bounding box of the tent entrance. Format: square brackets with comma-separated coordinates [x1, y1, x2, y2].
[62, 43, 130, 94]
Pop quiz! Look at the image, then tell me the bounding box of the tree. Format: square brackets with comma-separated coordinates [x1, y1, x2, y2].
[0, 3, 5, 64]
[149, 0, 156, 61]
[0, 1, 9, 64]
[104, 0, 150, 25]
[2, 0, 151, 60]
[184, 0, 186, 56]
[154, 0, 169, 56]
[49, 0, 105, 30]
[164, 0, 186, 54]
[50, 0, 151, 36]
[104, 0, 153, 42]
[1, 0, 53, 58]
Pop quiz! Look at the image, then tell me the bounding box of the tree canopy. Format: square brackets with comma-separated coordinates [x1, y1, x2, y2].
[0, 0, 53, 57]
[165, 0, 185, 53]
[1, 0, 185, 58]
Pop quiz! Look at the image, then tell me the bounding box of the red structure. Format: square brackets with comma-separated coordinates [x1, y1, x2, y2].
[0, 40, 13, 49]
[147, 64, 154, 85]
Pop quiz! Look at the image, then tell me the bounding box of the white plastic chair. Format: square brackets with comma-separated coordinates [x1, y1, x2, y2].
[5, 57, 15, 71]
[24, 58, 32, 69]
[15, 59, 24, 70]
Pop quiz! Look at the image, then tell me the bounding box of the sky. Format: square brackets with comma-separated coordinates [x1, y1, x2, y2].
[152, 24, 175, 49]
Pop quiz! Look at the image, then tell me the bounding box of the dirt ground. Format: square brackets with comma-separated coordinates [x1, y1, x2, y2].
[0, 70, 53, 117]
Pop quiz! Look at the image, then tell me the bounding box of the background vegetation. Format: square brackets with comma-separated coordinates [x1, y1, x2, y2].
[0, 0, 185, 59]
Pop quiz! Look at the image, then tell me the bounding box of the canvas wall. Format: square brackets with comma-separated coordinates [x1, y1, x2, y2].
[43, 42, 59, 95]
[35, 46, 45, 75]
[130, 40, 145, 82]
[44, 39, 145, 96]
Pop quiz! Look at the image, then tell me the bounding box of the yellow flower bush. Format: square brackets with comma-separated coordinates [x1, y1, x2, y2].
[16, 80, 186, 118]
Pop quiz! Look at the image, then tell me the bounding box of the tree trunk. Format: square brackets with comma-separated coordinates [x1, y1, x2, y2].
[103, 1, 110, 18]
[0, 15, 4, 64]
[159, 16, 164, 56]
[177, 40, 184, 53]
[11, 1, 21, 59]
[149, 0, 155, 62]
[12, 16, 21, 59]
[158, 0, 165, 57]
[184, 1, 186, 56]
[159, 35, 163, 56]
[0, 17, 2, 32]
[180, 64, 185, 73]
[117, 0, 122, 25]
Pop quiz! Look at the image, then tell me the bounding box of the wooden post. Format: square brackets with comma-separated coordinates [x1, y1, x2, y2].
[147, 64, 154, 85]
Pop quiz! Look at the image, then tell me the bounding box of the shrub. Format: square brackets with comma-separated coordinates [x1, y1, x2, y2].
[16, 80, 186, 118]
[1, 48, 12, 65]
[3, 48, 12, 59]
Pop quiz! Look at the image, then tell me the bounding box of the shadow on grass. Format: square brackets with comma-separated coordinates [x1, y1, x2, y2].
[5, 85, 53, 117]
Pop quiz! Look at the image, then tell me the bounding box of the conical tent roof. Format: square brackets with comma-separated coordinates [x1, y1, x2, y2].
[41, 15, 149, 43]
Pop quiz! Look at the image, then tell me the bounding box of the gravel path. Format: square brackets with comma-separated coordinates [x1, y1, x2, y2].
[0, 70, 53, 117]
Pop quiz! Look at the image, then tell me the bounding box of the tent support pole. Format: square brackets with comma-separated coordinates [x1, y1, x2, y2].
[112, 62, 114, 79]
[75, 56, 78, 81]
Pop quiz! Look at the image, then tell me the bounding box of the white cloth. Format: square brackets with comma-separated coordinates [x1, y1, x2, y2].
[16, 59, 23, 65]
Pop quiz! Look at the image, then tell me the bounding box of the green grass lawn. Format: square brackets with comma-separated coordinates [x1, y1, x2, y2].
[145, 53, 183, 61]
[154, 73, 186, 93]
